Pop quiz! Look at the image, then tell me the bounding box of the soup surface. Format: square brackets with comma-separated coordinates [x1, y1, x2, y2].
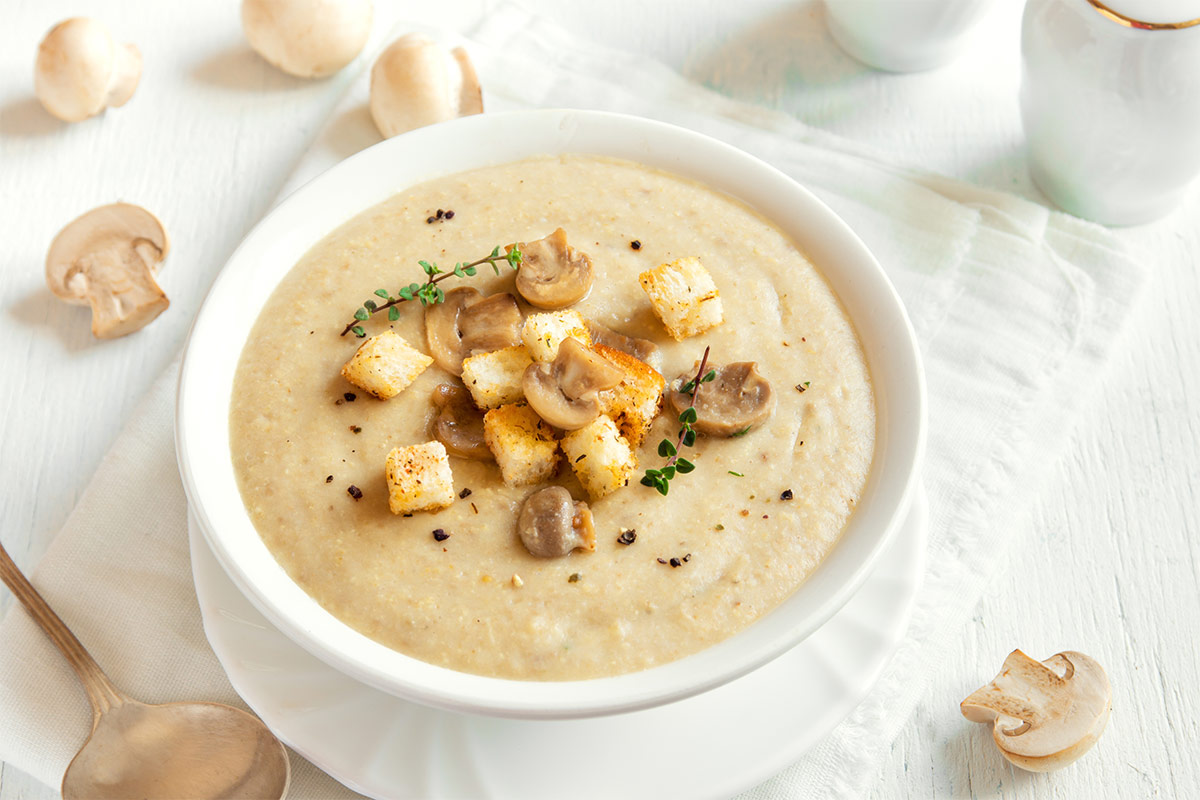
[230, 155, 874, 680]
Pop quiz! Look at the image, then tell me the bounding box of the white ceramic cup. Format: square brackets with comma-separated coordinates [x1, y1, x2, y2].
[1021, 0, 1200, 225]
[824, 0, 996, 72]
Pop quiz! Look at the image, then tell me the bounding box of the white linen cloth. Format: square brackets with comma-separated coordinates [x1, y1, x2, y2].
[0, 6, 1143, 798]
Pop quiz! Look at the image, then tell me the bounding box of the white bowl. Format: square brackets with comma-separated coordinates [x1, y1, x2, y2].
[176, 109, 925, 720]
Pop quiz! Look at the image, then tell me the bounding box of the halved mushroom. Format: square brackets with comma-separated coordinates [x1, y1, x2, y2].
[512, 229, 594, 309]
[516, 486, 596, 558]
[961, 649, 1111, 773]
[430, 383, 490, 460]
[667, 361, 774, 437]
[425, 288, 522, 375]
[35, 18, 142, 123]
[586, 319, 661, 371]
[369, 33, 483, 138]
[46, 203, 169, 339]
[523, 337, 623, 430]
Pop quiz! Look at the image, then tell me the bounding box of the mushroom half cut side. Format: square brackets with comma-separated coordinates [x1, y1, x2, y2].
[45, 203, 170, 339]
[961, 649, 1112, 772]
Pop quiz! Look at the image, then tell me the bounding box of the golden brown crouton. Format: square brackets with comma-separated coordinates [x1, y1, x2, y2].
[594, 344, 665, 448]
[521, 309, 593, 362]
[384, 441, 455, 514]
[638, 256, 724, 340]
[461, 345, 533, 409]
[341, 331, 433, 400]
[482, 403, 560, 486]
[561, 415, 637, 500]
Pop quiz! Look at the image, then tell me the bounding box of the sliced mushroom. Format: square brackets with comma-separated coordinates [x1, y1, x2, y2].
[35, 18, 141, 122]
[523, 338, 623, 430]
[961, 649, 1111, 773]
[586, 320, 662, 372]
[425, 288, 522, 375]
[430, 383, 490, 460]
[516, 486, 596, 558]
[512, 228, 594, 310]
[369, 33, 483, 139]
[667, 361, 775, 437]
[242, 0, 373, 78]
[46, 203, 169, 339]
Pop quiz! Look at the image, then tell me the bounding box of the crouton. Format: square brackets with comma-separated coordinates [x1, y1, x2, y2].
[341, 330, 433, 400]
[638, 256, 724, 340]
[461, 345, 533, 409]
[483, 403, 560, 486]
[561, 415, 637, 500]
[594, 344, 665, 448]
[521, 309, 592, 362]
[385, 441, 455, 515]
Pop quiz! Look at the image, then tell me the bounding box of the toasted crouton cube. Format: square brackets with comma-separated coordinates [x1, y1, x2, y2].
[561, 415, 637, 500]
[594, 344, 665, 448]
[521, 310, 592, 362]
[638, 257, 724, 340]
[461, 345, 533, 409]
[385, 441, 455, 515]
[341, 331, 433, 400]
[483, 404, 560, 486]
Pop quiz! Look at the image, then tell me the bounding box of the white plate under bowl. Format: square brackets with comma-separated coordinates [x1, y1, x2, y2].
[191, 489, 927, 800]
[177, 108, 926, 719]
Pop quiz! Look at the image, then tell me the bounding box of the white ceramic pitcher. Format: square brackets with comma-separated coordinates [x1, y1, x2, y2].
[824, 0, 997, 72]
[1021, 0, 1200, 225]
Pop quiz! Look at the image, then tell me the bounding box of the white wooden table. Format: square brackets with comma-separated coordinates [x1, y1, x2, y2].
[2, 1, 1196, 797]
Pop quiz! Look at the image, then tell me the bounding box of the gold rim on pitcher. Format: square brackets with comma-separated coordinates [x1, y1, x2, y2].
[1087, 0, 1200, 29]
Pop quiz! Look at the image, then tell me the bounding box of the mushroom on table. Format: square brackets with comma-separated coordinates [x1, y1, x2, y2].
[35, 18, 141, 122]
[45, 203, 169, 339]
[369, 33, 483, 138]
[961, 649, 1112, 772]
[241, 0, 373, 78]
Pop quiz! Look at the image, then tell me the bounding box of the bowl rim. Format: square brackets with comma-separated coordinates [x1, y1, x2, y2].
[176, 108, 926, 720]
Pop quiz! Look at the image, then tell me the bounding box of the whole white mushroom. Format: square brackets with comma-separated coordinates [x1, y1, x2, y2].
[35, 18, 141, 123]
[241, 0, 373, 78]
[369, 33, 483, 139]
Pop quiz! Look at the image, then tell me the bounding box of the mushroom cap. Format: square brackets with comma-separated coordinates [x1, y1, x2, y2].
[430, 383, 490, 461]
[514, 228, 594, 310]
[241, 0, 373, 78]
[369, 33, 483, 139]
[667, 361, 775, 437]
[516, 486, 596, 558]
[425, 288, 523, 375]
[35, 18, 141, 122]
[45, 203, 170, 338]
[522, 338, 624, 430]
[586, 319, 662, 372]
[961, 649, 1112, 772]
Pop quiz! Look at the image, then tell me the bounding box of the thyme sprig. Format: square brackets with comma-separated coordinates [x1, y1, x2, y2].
[341, 245, 522, 337]
[641, 346, 714, 496]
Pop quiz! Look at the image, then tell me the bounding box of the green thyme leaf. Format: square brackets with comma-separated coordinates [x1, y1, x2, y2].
[679, 407, 698, 424]
[728, 470, 744, 477]
[351, 325, 365, 337]
[363, 299, 377, 311]
[353, 308, 369, 321]
[731, 426, 752, 437]
[675, 458, 695, 474]
[374, 288, 389, 298]
[388, 306, 400, 321]
[658, 440, 677, 458]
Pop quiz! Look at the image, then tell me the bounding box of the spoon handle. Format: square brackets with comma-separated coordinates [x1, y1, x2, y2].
[0, 542, 127, 723]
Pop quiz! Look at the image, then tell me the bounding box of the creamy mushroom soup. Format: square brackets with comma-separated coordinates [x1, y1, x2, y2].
[230, 155, 875, 680]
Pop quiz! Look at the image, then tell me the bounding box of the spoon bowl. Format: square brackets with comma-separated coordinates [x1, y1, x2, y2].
[0, 542, 290, 800]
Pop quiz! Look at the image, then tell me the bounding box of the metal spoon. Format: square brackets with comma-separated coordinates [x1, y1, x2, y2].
[0, 542, 290, 799]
